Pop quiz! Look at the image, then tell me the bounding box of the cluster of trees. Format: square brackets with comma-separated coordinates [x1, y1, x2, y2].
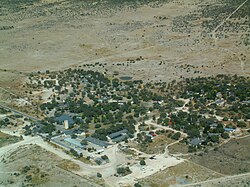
[29, 68, 250, 148]
[172, 75, 250, 121]
[180, 75, 249, 102]
[38, 122, 55, 135]
[32, 68, 185, 138]
[116, 167, 132, 176]
[92, 121, 135, 141]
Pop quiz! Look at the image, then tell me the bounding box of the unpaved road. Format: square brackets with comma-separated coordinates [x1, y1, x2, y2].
[182, 171, 250, 187]
[145, 119, 188, 137]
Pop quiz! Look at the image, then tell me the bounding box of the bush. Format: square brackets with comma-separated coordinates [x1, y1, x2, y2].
[101, 155, 109, 161]
[210, 135, 219, 143]
[22, 166, 31, 173]
[237, 121, 247, 128]
[188, 146, 197, 153]
[95, 124, 101, 128]
[70, 149, 79, 157]
[140, 160, 146, 166]
[97, 172, 102, 178]
[223, 117, 228, 121]
[134, 183, 142, 187]
[117, 167, 132, 176]
[171, 132, 181, 140]
[221, 132, 230, 139]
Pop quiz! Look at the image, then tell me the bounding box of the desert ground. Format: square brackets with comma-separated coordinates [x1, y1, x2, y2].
[1, 0, 249, 92]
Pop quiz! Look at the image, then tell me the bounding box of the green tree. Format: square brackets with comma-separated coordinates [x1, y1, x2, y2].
[97, 172, 102, 178]
[171, 132, 181, 140]
[140, 159, 146, 166]
[221, 132, 230, 139]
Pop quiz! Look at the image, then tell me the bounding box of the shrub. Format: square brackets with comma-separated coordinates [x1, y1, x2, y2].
[97, 172, 102, 178]
[140, 160, 146, 166]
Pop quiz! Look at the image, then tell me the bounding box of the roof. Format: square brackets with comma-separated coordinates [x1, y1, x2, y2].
[74, 148, 83, 155]
[64, 138, 84, 148]
[55, 115, 74, 125]
[190, 138, 201, 146]
[215, 99, 224, 104]
[63, 129, 82, 135]
[63, 129, 75, 135]
[209, 123, 218, 127]
[108, 129, 128, 139]
[85, 137, 111, 147]
[224, 128, 235, 132]
[112, 134, 129, 143]
[242, 100, 250, 104]
[208, 133, 220, 137]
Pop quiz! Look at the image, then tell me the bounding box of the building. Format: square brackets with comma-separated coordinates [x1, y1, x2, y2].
[55, 115, 75, 129]
[112, 134, 129, 143]
[64, 138, 85, 149]
[215, 99, 225, 106]
[241, 100, 250, 104]
[85, 137, 111, 148]
[216, 92, 222, 98]
[107, 129, 129, 142]
[224, 128, 236, 132]
[63, 128, 84, 136]
[190, 138, 202, 146]
[209, 123, 218, 128]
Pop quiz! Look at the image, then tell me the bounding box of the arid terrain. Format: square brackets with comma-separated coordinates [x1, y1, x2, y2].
[0, 145, 102, 187]
[0, 0, 250, 187]
[1, 0, 249, 90]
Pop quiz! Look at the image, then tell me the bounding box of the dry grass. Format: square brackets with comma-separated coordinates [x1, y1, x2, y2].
[77, 157, 95, 165]
[139, 160, 223, 187]
[168, 142, 189, 154]
[189, 136, 250, 175]
[57, 159, 80, 171]
[0, 131, 21, 147]
[141, 135, 176, 154]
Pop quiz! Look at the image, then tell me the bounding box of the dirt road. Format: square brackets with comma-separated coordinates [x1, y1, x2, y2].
[183, 171, 250, 187]
[145, 119, 188, 137]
